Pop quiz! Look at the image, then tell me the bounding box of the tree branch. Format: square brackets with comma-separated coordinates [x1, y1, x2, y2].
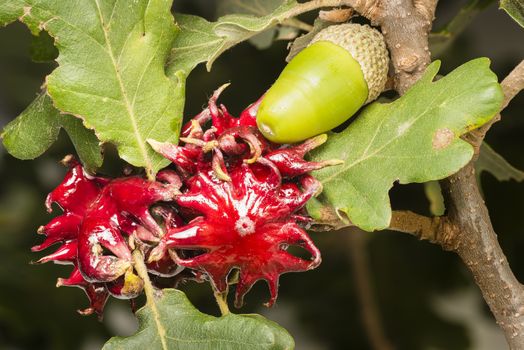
[294, 1, 524, 347]
[373, 0, 437, 94]
[440, 163, 524, 349]
[387, 60, 524, 349]
[414, 0, 439, 21]
[437, 61, 524, 349]
[283, 0, 377, 19]
[500, 60, 524, 108]
[343, 0, 524, 347]
[389, 210, 457, 244]
[347, 230, 395, 350]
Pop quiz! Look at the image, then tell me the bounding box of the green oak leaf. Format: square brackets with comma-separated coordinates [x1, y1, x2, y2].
[60, 114, 104, 171]
[167, 0, 297, 76]
[500, 0, 524, 27]
[216, 0, 297, 50]
[2, 93, 60, 159]
[0, 1, 23, 26]
[1, 0, 184, 177]
[103, 289, 294, 350]
[309, 58, 504, 231]
[1, 93, 102, 171]
[476, 142, 524, 182]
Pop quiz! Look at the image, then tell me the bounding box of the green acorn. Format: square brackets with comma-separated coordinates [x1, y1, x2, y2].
[257, 23, 389, 144]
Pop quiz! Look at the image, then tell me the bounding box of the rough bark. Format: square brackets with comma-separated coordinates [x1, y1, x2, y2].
[333, 1, 524, 348]
[389, 210, 455, 244]
[441, 164, 524, 347]
[438, 61, 524, 349]
[376, 0, 435, 94]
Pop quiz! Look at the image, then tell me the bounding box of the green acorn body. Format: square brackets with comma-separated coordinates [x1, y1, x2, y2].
[257, 23, 389, 144]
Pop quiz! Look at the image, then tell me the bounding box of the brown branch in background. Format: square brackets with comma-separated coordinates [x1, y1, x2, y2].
[346, 229, 395, 350]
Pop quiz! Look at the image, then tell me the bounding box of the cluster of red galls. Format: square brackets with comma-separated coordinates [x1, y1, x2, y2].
[33, 86, 341, 317]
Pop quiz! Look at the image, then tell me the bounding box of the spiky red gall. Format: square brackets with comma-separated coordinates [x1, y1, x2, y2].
[148, 85, 342, 307]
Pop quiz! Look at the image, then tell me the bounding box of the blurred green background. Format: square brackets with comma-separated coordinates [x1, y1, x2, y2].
[0, 1, 523, 349]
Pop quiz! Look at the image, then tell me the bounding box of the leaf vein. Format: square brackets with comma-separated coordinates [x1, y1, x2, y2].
[93, 0, 153, 175]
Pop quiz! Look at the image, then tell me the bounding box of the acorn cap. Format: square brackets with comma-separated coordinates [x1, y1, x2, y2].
[310, 23, 389, 103]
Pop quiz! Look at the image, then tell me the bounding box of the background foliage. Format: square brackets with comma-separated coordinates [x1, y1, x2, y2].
[0, 0, 523, 349]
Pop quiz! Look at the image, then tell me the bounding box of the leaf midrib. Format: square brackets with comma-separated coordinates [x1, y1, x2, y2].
[93, 0, 153, 174]
[31, 0, 158, 174]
